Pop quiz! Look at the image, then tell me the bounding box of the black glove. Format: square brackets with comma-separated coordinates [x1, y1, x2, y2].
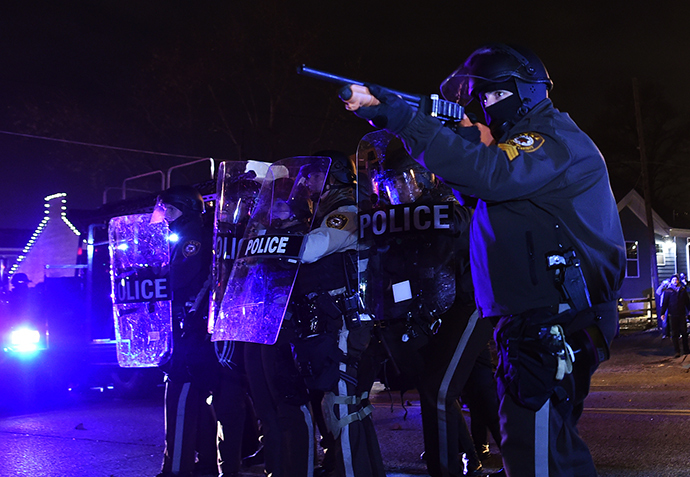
[350, 84, 416, 134]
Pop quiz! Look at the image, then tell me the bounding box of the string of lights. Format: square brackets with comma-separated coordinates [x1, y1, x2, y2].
[9, 193, 82, 278]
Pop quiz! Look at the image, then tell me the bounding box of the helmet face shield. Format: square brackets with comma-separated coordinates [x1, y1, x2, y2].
[150, 198, 167, 224]
[440, 65, 474, 106]
[440, 44, 552, 105]
[373, 169, 425, 205]
[156, 185, 205, 217]
[150, 198, 182, 224]
[440, 68, 498, 106]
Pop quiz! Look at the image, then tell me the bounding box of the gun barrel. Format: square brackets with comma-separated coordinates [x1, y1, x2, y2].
[297, 65, 420, 104]
[297, 65, 364, 87]
[298, 64, 464, 123]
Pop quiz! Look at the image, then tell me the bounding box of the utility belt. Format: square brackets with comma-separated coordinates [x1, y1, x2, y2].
[291, 287, 369, 338]
[494, 300, 616, 411]
[173, 300, 209, 338]
[374, 278, 449, 339]
[374, 310, 443, 344]
[500, 301, 614, 359]
[290, 287, 372, 392]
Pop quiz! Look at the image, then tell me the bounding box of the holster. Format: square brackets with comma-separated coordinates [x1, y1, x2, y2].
[495, 301, 615, 412]
[291, 333, 345, 392]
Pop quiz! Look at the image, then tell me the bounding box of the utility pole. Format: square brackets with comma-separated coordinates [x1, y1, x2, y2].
[632, 78, 659, 299]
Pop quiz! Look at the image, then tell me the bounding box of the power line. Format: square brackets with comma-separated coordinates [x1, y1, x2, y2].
[0, 129, 207, 160]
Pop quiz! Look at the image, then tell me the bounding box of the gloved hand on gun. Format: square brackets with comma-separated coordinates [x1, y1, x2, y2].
[339, 83, 494, 146]
[339, 83, 419, 134]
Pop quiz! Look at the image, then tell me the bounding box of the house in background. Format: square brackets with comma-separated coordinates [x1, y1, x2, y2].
[617, 189, 690, 301]
[9, 193, 82, 288]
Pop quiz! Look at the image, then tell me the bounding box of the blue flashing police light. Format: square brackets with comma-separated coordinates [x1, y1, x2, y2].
[7, 327, 42, 353]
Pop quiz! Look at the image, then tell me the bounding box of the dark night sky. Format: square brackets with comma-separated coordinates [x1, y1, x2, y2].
[1, 1, 689, 230]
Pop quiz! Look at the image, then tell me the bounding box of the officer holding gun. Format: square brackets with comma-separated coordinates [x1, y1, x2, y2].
[339, 44, 626, 477]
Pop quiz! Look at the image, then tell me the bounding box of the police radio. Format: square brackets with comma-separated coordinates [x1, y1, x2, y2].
[546, 248, 592, 313]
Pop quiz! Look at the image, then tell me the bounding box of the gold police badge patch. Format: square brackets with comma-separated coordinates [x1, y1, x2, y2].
[326, 214, 348, 230]
[498, 132, 545, 161]
[182, 240, 201, 257]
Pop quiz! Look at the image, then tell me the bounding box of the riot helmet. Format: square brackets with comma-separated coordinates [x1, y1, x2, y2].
[11, 273, 31, 289]
[371, 150, 436, 205]
[267, 177, 313, 230]
[313, 150, 357, 188]
[376, 169, 424, 205]
[440, 44, 552, 134]
[221, 172, 261, 225]
[151, 185, 205, 224]
[305, 151, 356, 221]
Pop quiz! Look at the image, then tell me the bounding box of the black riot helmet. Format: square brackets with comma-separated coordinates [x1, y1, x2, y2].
[11, 272, 31, 288]
[372, 149, 438, 205]
[313, 150, 356, 187]
[152, 185, 205, 225]
[157, 185, 205, 215]
[440, 44, 552, 134]
[441, 44, 552, 105]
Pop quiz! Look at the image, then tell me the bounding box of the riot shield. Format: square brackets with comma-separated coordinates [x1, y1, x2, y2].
[357, 131, 457, 328]
[211, 156, 330, 345]
[208, 160, 270, 334]
[109, 213, 172, 367]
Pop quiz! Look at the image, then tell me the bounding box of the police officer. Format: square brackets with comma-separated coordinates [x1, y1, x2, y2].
[290, 150, 386, 477]
[152, 185, 218, 477]
[363, 149, 492, 477]
[243, 329, 313, 477]
[212, 171, 264, 477]
[241, 172, 315, 477]
[343, 44, 626, 477]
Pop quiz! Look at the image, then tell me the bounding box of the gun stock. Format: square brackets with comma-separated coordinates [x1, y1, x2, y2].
[297, 65, 464, 123]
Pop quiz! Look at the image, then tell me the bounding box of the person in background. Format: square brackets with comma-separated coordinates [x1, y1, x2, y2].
[658, 274, 690, 357]
[656, 278, 672, 336]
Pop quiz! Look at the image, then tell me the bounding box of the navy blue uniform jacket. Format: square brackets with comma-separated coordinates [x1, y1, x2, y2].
[399, 99, 626, 318]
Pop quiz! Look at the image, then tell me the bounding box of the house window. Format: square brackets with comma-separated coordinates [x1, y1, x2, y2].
[656, 243, 666, 267]
[626, 241, 639, 278]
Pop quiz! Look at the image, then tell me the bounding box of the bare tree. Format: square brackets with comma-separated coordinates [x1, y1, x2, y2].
[591, 80, 690, 223]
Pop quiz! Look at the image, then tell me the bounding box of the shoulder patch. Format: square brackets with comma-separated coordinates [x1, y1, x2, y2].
[326, 213, 348, 230]
[498, 132, 545, 161]
[182, 240, 201, 257]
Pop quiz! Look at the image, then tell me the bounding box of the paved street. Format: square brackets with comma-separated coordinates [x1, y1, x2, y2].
[0, 328, 689, 476]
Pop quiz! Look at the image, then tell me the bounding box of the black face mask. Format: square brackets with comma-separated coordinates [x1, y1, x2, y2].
[484, 93, 522, 124]
[483, 94, 523, 138]
[477, 79, 522, 138]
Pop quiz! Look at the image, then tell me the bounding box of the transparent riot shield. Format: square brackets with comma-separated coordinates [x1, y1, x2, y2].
[208, 160, 270, 334]
[109, 214, 172, 367]
[357, 131, 456, 328]
[211, 156, 330, 345]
